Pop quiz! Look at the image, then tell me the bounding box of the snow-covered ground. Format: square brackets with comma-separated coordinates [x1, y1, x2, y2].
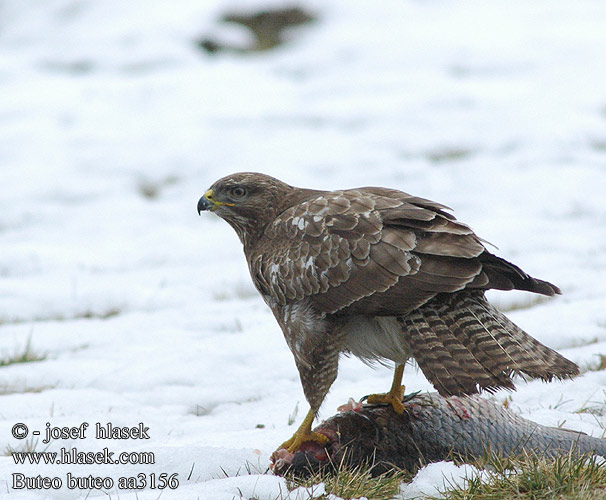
[1, 0, 605, 498]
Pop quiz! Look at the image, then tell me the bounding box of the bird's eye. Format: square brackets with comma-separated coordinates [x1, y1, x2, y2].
[230, 186, 247, 199]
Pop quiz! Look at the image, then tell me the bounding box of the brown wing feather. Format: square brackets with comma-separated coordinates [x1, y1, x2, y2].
[253, 191, 416, 311]
[252, 186, 558, 317]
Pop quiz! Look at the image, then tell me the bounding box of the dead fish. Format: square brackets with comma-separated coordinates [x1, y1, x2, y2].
[272, 392, 606, 477]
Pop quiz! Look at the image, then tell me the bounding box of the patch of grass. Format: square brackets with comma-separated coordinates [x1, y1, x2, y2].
[4, 436, 49, 457]
[580, 354, 606, 375]
[198, 6, 316, 54]
[0, 308, 121, 325]
[215, 452, 606, 500]
[138, 175, 179, 199]
[0, 383, 54, 396]
[0, 334, 46, 367]
[288, 458, 410, 500]
[426, 147, 474, 164]
[561, 337, 600, 350]
[574, 391, 606, 418]
[432, 452, 606, 500]
[77, 308, 121, 320]
[575, 406, 606, 417]
[590, 140, 606, 152]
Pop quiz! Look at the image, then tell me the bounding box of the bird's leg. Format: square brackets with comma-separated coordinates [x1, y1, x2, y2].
[274, 310, 344, 453]
[278, 349, 338, 453]
[363, 364, 406, 414]
[278, 407, 329, 453]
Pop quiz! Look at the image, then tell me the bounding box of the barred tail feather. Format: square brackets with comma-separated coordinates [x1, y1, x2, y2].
[402, 291, 579, 397]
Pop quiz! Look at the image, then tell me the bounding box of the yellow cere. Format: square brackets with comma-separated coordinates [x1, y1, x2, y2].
[205, 189, 234, 209]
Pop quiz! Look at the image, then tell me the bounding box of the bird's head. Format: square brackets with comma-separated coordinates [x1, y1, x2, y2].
[198, 172, 295, 246]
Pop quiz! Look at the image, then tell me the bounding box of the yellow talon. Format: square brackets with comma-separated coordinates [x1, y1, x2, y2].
[279, 408, 329, 453]
[364, 364, 406, 414]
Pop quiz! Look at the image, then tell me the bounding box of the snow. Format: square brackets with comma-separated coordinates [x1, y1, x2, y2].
[399, 462, 487, 500]
[1, 0, 605, 498]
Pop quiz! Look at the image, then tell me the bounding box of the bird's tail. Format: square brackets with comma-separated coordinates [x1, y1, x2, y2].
[400, 291, 579, 397]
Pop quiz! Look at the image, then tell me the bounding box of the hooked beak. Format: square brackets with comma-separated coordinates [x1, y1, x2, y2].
[197, 190, 214, 214]
[197, 189, 234, 214]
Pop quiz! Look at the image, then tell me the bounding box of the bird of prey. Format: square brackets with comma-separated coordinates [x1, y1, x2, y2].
[197, 172, 579, 452]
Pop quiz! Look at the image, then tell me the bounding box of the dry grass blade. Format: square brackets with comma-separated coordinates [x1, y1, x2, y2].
[0, 334, 46, 367]
[286, 452, 410, 500]
[432, 451, 606, 500]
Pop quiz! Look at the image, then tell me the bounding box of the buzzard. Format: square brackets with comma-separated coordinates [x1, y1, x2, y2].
[197, 172, 579, 452]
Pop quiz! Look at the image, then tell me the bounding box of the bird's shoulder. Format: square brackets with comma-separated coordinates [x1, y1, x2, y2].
[263, 186, 460, 241]
[246, 186, 482, 312]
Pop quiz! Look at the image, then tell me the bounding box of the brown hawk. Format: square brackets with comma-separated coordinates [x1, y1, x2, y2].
[197, 172, 579, 452]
